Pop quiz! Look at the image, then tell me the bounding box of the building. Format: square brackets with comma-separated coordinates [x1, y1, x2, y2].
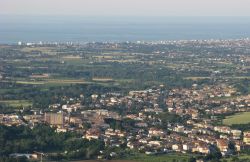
[235, 140, 243, 152]
[231, 130, 242, 139]
[243, 131, 250, 145]
[216, 139, 229, 152]
[85, 128, 101, 140]
[174, 125, 185, 133]
[17, 41, 22, 46]
[148, 128, 164, 137]
[44, 113, 64, 127]
[10, 153, 38, 159]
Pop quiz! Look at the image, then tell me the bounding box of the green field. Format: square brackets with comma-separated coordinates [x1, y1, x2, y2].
[224, 154, 250, 161]
[0, 100, 32, 108]
[1, 79, 91, 86]
[223, 112, 250, 125]
[74, 161, 136, 162]
[184, 76, 250, 81]
[184, 77, 211, 80]
[126, 153, 193, 162]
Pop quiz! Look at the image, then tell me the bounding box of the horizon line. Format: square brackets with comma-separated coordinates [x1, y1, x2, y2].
[1, 14, 250, 17]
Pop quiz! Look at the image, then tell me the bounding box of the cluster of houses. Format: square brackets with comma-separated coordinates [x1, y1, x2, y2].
[0, 114, 25, 126]
[1, 83, 250, 158]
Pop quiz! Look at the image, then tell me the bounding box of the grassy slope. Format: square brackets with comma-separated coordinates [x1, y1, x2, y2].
[223, 112, 250, 125]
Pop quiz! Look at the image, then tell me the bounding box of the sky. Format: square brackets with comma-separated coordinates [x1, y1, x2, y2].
[1, 0, 250, 17]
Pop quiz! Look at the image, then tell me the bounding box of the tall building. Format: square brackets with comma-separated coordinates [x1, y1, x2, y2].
[44, 113, 64, 126]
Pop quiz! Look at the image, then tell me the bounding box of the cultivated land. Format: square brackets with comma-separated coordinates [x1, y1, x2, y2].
[126, 154, 194, 162]
[74, 154, 193, 162]
[0, 100, 32, 108]
[74, 161, 136, 162]
[223, 112, 250, 125]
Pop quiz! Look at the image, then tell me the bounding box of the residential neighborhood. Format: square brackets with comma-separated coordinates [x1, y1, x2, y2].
[1, 82, 250, 160]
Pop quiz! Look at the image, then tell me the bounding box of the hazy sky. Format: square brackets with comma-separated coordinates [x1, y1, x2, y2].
[1, 0, 250, 16]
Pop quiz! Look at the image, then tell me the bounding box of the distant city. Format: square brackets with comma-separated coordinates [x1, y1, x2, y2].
[1, 16, 250, 44]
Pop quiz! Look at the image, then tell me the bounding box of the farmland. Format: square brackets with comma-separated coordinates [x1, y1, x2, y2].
[0, 100, 32, 108]
[74, 154, 194, 162]
[126, 154, 194, 162]
[223, 112, 250, 125]
[74, 161, 136, 162]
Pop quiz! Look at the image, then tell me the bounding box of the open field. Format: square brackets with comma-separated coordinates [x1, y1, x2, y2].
[184, 77, 211, 80]
[92, 78, 114, 82]
[74, 160, 138, 162]
[45, 79, 88, 84]
[16, 81, 45, 85]
[223, 112, 250, 125]
[224, 154, 250, 161]
[21, 47, 56, 54]
[0, 100, 32, 108]
[128, 154, 193, 162]
[73, 154, 192, 162]
[62, 55, 83, 59]
[1, 78, 121, 88]
[184, 76, 250, 80]
[1, 79, 90, 86]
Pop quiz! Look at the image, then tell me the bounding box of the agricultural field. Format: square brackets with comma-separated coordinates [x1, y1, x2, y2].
[0, 78, 91, 86]
[74, 161, 136, 162]
[184, 76, 211, 80]
[223, 112, 250, 125]
[76, 154, 195, 162]
[0, 100, 32, 108]
[92, 77, 114, 82]
[126, 153, 194, 162]
[223, 154, 250, 161]
[18, 79, 88, 85]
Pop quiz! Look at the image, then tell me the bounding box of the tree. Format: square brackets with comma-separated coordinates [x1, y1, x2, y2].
[205, 145, 222, 161]
[228, 141, 236, 155]
[188, 157, 196, 162]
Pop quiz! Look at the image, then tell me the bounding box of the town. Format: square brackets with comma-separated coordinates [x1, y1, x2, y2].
[0, 39, 250, 162]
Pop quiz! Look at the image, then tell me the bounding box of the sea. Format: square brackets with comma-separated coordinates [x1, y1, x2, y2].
[1, 16, 250, 44]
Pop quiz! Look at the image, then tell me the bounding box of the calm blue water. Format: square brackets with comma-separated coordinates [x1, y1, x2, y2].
[1, 16, 250, 44]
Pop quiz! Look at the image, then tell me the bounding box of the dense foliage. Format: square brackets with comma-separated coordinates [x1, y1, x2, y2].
[0, 124, 104, 160]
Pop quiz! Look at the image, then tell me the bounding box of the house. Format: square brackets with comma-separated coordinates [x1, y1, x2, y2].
[127, 142, 135, 149]
[214, 126, 231, 134]
[216, 139, 229, 152]
[148, 128, 164, 137]
[91, 94, 99, 101]
[56, 128, 67, 133]
[84, 128, 101, 140]
[135, 122, 148, 128]
[197, 144, 210, 154]
[234, 140, 243, 152]
[69, 116, 83, 125]
[172, 144, 182, 152]
[139, 138, 148, 144]
[193, 141, 210, 154]
[243, 131, 250, 145]
[105, 129, 126, 137]
[148, 140, 162, 147]
[174, 125, 185, 133]
[183, 144, 192, 151]
[231, 130, 242, 140]
[10, 153, 38, 159]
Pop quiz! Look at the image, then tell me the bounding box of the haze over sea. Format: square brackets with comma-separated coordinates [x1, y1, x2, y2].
[1, 16, 250, 44]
